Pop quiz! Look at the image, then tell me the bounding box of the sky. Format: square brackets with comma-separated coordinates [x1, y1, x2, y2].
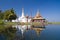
[0, 0, 60, 22]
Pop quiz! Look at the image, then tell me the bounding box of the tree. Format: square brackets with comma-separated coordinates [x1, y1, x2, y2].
[0, 10, 4, 19]
[4, 8, 17, 21]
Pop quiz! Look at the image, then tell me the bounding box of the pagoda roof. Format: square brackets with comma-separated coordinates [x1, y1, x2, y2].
[33, 10, 44, 19]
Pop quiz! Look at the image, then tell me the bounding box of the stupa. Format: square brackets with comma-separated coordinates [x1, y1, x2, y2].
[18, 8, 27, 22]
[12, 8, 31, 23]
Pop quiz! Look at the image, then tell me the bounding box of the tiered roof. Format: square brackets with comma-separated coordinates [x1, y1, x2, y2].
[33, 10, 44, 19]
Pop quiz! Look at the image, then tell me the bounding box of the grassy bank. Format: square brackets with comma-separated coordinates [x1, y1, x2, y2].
[4, 22, 47, 26]
[48, 22, 60, 24]
[0, 19, 47, 25]
[0, 20, 48, 26]
[5, 22, 18, 25]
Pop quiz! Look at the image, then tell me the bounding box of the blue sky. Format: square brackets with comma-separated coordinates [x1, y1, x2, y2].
[0, 0, 60, 22]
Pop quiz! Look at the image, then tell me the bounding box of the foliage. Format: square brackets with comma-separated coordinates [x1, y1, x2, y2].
[0, 10, 4, 19]
[4, 8, 17, 21]
[0, 20, 4, 25]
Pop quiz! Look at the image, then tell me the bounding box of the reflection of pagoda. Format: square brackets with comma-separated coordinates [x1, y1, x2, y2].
[32, 27, 45, 36]
[32, 10, 45, 23]
[29, 25, 45, 36]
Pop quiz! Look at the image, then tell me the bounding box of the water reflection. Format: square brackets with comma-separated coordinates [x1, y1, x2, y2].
[12, 25, 45, 40]
[31, 25, 45, 36]
[0, 25, 16, 40]
[1, 25, 60, 40]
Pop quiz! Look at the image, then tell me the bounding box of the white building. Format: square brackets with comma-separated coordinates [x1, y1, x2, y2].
[12, 8, 31, 22]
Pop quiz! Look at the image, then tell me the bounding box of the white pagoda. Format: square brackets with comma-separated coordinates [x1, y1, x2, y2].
[18, 8, 27, 22]
[12, 8, 31, 22]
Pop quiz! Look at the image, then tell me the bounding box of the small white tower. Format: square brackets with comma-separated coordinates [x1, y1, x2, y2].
[22, 8, 25, 17]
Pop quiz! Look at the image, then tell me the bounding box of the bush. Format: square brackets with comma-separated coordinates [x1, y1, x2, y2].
[0, 20, 4, 25]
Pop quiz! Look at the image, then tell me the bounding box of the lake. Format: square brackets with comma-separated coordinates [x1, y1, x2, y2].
[0, 25, 60, 40]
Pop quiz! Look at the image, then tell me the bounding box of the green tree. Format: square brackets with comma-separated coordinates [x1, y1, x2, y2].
[0, 10, 4, 19]
[4, 8, 17, 21]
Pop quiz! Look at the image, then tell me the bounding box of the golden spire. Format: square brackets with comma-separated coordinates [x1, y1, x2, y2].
[35, 9, 41, 18]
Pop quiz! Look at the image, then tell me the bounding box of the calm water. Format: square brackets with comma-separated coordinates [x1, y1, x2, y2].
[0, 25, 60, 40]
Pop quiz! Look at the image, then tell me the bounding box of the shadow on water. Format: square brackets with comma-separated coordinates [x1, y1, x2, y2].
[0, 25, 45, 40]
